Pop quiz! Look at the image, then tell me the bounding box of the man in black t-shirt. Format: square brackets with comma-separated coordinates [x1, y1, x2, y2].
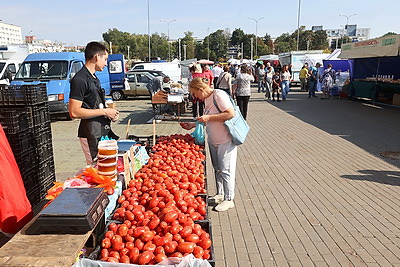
[69, 42, 119, 164]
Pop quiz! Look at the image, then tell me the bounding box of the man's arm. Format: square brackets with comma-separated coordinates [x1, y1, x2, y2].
[69, 99, 119, 121]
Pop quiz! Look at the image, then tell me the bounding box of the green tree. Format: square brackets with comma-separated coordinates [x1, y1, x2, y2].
[382, 32, 398, 37]
[312, 30, 329, 50]
[274, 33, 296, 53]
[181, 31, 196, 59]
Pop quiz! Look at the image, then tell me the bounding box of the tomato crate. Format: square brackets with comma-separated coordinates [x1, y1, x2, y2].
[0, 84, 48, 106]
[0, 107, 34, 134]
[32, 126, 52, 147]
[194, 194, 209, 221]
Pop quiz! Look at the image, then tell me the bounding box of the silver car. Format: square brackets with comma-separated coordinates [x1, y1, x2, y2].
[111, 71, 155, 100]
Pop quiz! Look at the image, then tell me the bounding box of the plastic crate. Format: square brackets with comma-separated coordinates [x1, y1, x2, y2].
[30, 103, 51, 127]
[0, 107, 34, 134]
[6, 130, 35, 155]
[14, 151, 39, 175]
[0, 84, 48, 106]
[33, 126, 53, 147]
[36, 142, 54, 163]
[127, 135, 158, 148]
[24, 174, 55, 207]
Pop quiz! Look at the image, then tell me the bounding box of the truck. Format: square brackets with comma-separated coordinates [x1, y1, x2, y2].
[130, 61, 182, 82]
[11, 52, 111, 117]
[0, 44, 30, 85]
[278, 50, 326, 85]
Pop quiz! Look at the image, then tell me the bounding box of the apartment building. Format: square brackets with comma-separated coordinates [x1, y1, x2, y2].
[0, 21, 23, 45]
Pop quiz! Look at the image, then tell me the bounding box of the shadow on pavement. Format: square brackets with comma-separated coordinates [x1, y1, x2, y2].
[254, 91, 400, 168]
[341, 169, 400, 186]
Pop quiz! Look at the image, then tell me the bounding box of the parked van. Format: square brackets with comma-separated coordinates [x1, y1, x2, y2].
[0, 44, 30, 85]
[11, 52, 111, 116]
[131, 62, 181, 82]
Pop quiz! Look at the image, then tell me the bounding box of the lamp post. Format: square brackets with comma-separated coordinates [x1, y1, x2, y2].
[340, 13, 357, 41]
[161, 19, 176, 61]
[296, 0, 301, 51]
[147, 0, 151, 61]
[249, 17, 264, 58]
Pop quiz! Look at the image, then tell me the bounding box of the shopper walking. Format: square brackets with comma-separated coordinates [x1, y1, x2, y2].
[271, 70, 281, 101]
[308, 63, 320, 98]
[233, 65, 254, 120]
[216, 65, 233, 96]
[320, 64, 336, 99]
[299, 64, 309, 92]
[265, 66, 273, 99]
[180, 77, 237, 212]
[256, 64, 266, 93]
[280, 65, 291, 101]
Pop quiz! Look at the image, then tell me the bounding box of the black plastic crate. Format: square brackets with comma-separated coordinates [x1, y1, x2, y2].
[0, 84, 48, 106]
[0, 108, 34, 134]
[37, 157, 55, 179]
[25, 176, 54, 207]
[32, 126, 52, 147]
[35, 142, 54, 163]
[30, 104, 51, 127]
[14, 151, 39, 175]
[6, 130, 35, 155]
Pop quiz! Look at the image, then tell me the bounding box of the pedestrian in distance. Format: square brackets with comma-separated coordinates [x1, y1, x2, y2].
[308, 62, 320, 98]
[280, 65, 291, 101]
[320, 64, 336, 100]
[299, 64, 309, 92]
[69, 41, 119, 165]
[271, 70, 281, 102]
[264, 66, 273, 99]
[215, 65, 233, 96]
[233, 65, 254, 120]
[180, 77, 237, 212]
[256, 64, 266, 93]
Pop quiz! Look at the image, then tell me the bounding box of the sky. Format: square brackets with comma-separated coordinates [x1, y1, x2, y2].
[2, 0, 399, 46]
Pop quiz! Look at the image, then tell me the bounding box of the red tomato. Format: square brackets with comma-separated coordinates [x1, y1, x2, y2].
[104, 230, 114, 239]
[124, 211, 135, 221]
[155, 246, 165, 255]
[198, 238, 212, 250]
[120, 248, 130, 256]
[164, 241, 177, 254]
[100, 248, 109, 258]
[170, 252, 183, 258]
[134, 239, 144, 251]
[143, 242, 156, 252]
[112, 240, 124, 251]
[106, 187, 115, 195]
[109, 251, 120, 260]
[155, 253, 168, 263]
[117, 224, 128, 237]
[106, 257, 119, 263]
[141, 231, 155, 242]
[128, 247, 140, 263]
[124, 234, 134, 243]
[185, 234, 200, 243]
[125, 241, 134, 251]
[164, 211, 179, 223]
[133, 226, 146, 238]
[137, 251, 154, 265]
[112, 235, 123, 244]
[108, 222, 118, 233]
[179, 226, 192, 238]
[120, 255, 130, 263]
[101, 238, 111, 249]
[148, 217, 160, 230]
[193, 246, 204, 259]
[117, 195, 126, 204]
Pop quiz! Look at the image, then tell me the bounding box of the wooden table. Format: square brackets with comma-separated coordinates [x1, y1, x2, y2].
[151, 91, 186, 120]
[0, 214, 96, 267]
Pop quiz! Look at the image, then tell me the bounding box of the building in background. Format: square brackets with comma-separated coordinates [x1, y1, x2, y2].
[312, 25, 371, 50]
[0, 21, 23, 45]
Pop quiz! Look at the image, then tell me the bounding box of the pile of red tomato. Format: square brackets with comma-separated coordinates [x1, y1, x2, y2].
[99, 134, 212, 265]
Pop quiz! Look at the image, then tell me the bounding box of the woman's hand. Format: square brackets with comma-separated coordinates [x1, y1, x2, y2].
[196, 115, 211, 124]
[180, 122, 196, 130]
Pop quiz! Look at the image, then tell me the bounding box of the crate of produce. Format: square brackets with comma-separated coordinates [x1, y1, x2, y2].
[196, 220, 215, 267]
[33, 126, 52, 147]
[36, 142, 54, 164]
[14, 150, 38, 175]
[0, 107, 34, 134]
[0, 84, 48, 106]
[24, 174, 55, 207]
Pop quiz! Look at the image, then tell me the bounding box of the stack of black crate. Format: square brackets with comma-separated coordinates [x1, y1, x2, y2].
[0, 84, 55, 207]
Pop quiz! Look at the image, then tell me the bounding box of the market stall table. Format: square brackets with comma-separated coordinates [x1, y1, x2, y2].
[151, 90, 186, 120]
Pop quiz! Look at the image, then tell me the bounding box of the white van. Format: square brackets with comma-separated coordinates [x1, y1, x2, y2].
[131, 62, 182, 82]
[0, 60, 22, 85]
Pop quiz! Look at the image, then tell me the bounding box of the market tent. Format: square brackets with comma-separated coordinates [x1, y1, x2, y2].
[259, 54, 279, 61]
[227, 58, 240, 65]
[323, 49, 350, 72]
[197, 59, 214, 64]
[301, 53, 329, 67]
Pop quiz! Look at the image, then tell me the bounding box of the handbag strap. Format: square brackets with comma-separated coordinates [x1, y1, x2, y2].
[212, 90, 235, 113]
[216, 73, 226, 88]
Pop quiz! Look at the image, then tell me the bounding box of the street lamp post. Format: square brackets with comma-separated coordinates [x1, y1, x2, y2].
[207, 28, 210, 60]
[340, 13, 357, 42]
[296, 0, 301, 51]
[249, 17, 264, 58]
[161, 19, 176, 61]
[147, 0, 151, 61]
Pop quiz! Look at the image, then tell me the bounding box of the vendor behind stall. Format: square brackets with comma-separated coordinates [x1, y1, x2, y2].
[146, 75, 171, 95]
[69, 42, 119, 165]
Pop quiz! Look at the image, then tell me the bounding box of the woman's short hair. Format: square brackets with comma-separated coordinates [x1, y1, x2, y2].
[189, 77, 209, 92]
[240, 65, 248, 73]
[223, 65, 229, 72]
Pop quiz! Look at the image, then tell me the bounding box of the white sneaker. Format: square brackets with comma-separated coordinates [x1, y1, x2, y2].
[209, 194, 224, 204]
[215, 200, 234, 212]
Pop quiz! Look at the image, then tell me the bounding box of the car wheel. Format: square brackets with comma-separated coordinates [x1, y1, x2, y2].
[112, 90, 124, 101]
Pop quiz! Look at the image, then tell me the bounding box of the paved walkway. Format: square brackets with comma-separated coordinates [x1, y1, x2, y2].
[50, 88, 400, 266]
[208, 89, 400, 266]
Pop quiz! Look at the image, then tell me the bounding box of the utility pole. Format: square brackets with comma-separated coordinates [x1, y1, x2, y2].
[109, 41, 112, 54]
[296, 0, 301, 51]
[147, 0, 151, 61]
[183, 45, 187, 61]
[250, 38, 253, 60]
[178, 39, 181, 61]
[207, 28, 210, 60]
[340, 13, 357, 44]
[249, 17, 264, 58]
[127, 46, 130, 60]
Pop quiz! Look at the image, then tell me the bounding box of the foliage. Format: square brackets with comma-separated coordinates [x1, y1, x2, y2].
[101, 25, 332, 61]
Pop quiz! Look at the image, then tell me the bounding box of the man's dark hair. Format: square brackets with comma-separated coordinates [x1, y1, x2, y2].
[84, 42, 108, 61]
